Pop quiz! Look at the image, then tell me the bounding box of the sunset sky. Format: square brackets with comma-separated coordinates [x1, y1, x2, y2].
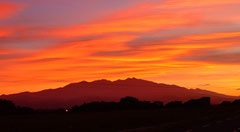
[0, 0, 240, 95]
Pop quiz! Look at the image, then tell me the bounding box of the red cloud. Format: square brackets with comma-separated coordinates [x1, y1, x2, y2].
[0, 2, 25, 19]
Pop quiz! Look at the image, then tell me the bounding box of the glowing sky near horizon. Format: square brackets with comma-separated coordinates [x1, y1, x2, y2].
[0, 0, 240, 95]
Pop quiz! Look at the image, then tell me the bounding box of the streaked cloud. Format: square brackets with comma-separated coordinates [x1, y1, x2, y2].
[0, 0, 240, 95]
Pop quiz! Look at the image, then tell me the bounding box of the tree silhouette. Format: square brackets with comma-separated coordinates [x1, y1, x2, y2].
[153, 101, 164, 108]
[0, 99, 35, 114]
[120, 96, 139, 105]
[220, 101, 232, 106]
[232, 99, 240, 105]
[71, 102, 119, 112]
[165, 101, 182, 108]
[0, 99, 16, 114]
[184, 97, 210, 107]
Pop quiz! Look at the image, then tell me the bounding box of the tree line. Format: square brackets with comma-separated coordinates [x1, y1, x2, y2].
[70, 96, 211, 112]
[1, 96, 240, 114]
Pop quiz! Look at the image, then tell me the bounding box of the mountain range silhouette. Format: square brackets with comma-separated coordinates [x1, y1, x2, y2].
[0, 78, 238, 109]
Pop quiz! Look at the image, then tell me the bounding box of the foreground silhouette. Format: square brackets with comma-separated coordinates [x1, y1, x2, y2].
[1, 97, 240, 132]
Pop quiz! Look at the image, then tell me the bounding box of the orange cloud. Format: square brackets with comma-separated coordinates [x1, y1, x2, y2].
[0, 0, 240, 96]
[157, 0, 240, 9]
[186, 32, 240, 40]
[49, 13, 197, 39]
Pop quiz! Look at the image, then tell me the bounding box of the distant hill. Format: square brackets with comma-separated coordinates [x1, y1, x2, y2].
[0, 78, 238, 109]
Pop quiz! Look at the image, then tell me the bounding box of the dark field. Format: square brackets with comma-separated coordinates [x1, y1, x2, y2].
[1, 105, 240, 132]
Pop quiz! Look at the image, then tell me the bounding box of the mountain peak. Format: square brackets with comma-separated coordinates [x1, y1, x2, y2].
[126, 77, 138, 80]
[92, 79, 112, 84]
[113, 77, 157, 85]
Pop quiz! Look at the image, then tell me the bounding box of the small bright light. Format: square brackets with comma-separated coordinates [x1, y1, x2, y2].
[65, 109, 69, 112]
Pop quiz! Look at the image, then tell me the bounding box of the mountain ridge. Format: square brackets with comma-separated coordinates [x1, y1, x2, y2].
[0, 78, 238, 109]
